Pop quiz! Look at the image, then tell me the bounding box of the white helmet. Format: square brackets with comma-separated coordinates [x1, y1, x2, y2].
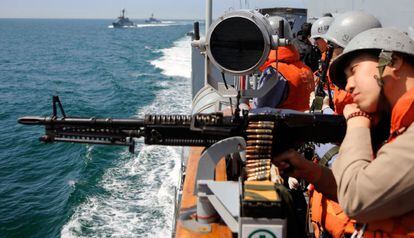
[322, 11, 382, 48]
[310, 16, 334, 39]
[330, 28, 414, 89]
[267, 16, 293, 40]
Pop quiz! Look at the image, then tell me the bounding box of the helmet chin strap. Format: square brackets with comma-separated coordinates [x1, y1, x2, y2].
[375, 50, 393, 87]
[375, 50, 394, 114]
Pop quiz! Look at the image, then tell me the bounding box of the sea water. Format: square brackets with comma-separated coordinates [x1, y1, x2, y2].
[0, 19, 194, 237]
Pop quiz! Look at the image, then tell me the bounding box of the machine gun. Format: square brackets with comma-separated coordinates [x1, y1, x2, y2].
[19, 96, 346, 155]
[311, 42, 335, 112]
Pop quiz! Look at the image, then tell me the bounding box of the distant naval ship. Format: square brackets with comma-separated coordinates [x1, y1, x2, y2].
[145, 13, 161, 24]
[112, 9, 135, 28]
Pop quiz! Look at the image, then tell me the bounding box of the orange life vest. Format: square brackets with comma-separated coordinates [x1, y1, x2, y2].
[310, 190, 355, 238]
[361, 87, 414, 238]
[260, 45, 314, 111]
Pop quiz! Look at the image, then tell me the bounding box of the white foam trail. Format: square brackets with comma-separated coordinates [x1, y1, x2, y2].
[62, 34, 192, 238]
[136, 21, 189, 28]
[108, 25, 138, 29]
[136, 23, 173, 28]
[150, 36, 192, 79]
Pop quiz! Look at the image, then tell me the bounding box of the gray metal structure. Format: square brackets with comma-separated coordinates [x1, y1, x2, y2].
[259, 7, 307, 35]
[306, 0, 414, 33]
[191, 7, 308, 99]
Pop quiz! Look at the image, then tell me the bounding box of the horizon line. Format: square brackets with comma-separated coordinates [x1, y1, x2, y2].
[0, 17, 204, 21]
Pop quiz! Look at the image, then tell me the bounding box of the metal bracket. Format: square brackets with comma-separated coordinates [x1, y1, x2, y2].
[194, 136, 246, 195]
[198, 180, 240, 233]
[181, 137, 246, 234]
[194, 136, 246, 194]
[207, 72, 281, 100]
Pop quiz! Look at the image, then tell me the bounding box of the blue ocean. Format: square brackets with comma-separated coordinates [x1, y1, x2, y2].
[0, 19, 194, 237]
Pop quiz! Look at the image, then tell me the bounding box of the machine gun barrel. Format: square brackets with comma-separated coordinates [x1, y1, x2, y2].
[18, 113, 245, 153]
[18, 116, 145, 127]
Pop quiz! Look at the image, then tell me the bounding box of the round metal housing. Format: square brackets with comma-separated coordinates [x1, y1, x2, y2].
[206, 10, 273, 75]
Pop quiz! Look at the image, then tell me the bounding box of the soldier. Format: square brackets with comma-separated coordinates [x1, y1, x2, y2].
[310, 16, 334, 56]
[254, 16, 314, 112]
[274, 11, 383, 238]
[319, 10, 382, 114]
[328, 27, 414, 237]
[293, 22, 321, 71]
[309, 16, 334, 112]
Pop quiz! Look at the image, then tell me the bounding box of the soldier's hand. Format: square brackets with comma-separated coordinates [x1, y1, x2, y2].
[343, 103, 371, 128]
[343, 103, 360, 118]
[272, 149, 320, 183]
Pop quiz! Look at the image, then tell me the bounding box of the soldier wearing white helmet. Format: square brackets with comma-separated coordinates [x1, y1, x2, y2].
[316, 10, 382, 115]
[310, 16, 334, 53]
[273, 11, 385, 238]
[328, 28, 414, 237]
[322, 11, 382, 59]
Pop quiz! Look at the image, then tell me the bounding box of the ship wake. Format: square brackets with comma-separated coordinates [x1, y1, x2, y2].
[61, 35, 192, 237]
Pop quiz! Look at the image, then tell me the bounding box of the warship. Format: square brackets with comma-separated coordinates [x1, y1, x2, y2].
[18, 0, 414, 237]
[145, 13, 162, 24]
[112, 9, 135, 28]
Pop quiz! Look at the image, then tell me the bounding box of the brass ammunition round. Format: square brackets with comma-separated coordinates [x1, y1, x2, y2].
[247, 140, 273, 145]
[246, 158, 271, 162]
[246, 166, 270, 173]
[246, 154, 272, 159]
[246, 164, 271, 169]
[247, 125, 274, 129]
[246, 162, 271, 168]
[246, 129, 273, 134]
[246, 149, 272, 153]
[246, 145, 272, 150]
[247, 170, 270, 177]
[247, 134, 273, 139]
[246, 159, 271, 164]
[246, 161, 271, 166]
[247, 174, 270, 181]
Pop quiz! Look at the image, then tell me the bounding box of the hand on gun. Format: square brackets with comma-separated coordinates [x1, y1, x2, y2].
[272, 149, 322, 184]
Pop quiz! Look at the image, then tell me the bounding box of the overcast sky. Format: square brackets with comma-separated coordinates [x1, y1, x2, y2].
[0, 0, 305, 19]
